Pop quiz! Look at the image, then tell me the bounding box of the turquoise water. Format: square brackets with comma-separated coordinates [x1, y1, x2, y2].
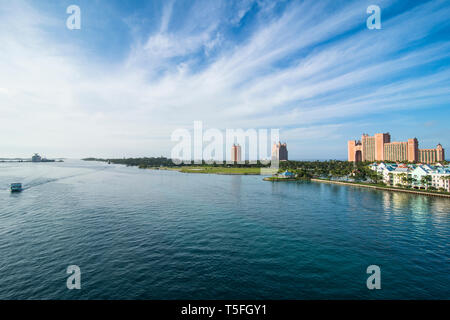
[0, 160, 448, 299]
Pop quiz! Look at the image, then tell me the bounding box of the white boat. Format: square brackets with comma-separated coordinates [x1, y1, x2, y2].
[10, 183, 23, 192]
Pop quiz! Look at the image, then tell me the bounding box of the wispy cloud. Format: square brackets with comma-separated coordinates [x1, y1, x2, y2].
[0, 0, 449, 159]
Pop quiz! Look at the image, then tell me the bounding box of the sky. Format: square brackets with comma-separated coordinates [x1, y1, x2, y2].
[0, 0, 449, 160]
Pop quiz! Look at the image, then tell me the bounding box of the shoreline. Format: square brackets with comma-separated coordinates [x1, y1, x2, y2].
[149, 167, 264, 175]
[263, 177, 303, 181]
[310, 178, 450, 199]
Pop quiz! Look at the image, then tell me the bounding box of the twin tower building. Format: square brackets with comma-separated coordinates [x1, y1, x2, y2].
[348, 133, 445, 164]
[231, 142, 288, 162]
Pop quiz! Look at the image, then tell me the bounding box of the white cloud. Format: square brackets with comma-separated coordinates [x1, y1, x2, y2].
[0, 0, 449, 159]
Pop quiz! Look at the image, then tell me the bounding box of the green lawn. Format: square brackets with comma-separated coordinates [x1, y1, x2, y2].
[178, 166, 262, 175]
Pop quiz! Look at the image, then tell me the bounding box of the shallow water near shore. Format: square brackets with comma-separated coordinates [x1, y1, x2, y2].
[0, 160, 449, 299]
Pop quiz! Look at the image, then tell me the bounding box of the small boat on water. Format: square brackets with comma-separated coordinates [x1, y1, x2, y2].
[10, 183, 23, 192]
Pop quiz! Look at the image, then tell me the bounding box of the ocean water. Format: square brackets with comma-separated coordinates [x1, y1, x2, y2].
[0, 160, 448, 299]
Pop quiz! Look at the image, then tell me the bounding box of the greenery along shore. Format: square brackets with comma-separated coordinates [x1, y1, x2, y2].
[83, 157, 390, 180]
[83, 157, 268, 174]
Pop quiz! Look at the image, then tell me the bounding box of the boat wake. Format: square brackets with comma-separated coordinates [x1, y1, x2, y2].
[26, 167, 109, 190]
[22, 177, 63, 190]
[3, 166, 109, 192]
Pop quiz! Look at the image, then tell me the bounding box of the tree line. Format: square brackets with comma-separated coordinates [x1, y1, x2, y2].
[84, 158, 381, 180]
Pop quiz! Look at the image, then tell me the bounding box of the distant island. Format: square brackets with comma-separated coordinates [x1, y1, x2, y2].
[0, 153, 63, 163]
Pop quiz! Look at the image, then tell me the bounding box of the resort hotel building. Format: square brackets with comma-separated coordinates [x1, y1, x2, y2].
[231, 144, 242, 162]
[272, 142, 288, 161]
[348, 133, 445, 164]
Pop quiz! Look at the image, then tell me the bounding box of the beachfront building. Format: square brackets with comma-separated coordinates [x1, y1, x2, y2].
[348, 133, 445, 164]
[430, 167, 450, 192]
[231, 144, 242, 162]
[410, 165, 434, 189]
[391, 166, 410, 187]
[370, 162, 450, 191]
[272, 142, 288, 161]
[370, 162, 397, 184]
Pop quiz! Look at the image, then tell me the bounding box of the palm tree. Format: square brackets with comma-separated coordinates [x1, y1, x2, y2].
[399, 173, 408, 187]
[420, 175, 432, 190]
[407, 176, 415, 186]
[370, 171, 383, 184]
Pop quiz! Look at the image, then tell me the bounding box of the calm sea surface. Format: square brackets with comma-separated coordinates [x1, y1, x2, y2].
[0, 160, 448, 299]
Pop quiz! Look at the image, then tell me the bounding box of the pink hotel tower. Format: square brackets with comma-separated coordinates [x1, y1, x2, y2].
[231, 144, 242, 162]
[348, 133, 445, 164]
[272, 142, 288, 161]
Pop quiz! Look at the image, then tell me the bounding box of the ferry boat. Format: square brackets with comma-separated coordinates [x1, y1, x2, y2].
[10, 183, 23, 192]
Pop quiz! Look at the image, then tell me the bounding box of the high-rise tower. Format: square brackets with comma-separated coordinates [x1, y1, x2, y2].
[272, 142, 288, 161]
[231, 144, 242, 162]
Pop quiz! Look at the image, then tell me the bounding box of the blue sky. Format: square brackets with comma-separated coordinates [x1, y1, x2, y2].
[0, 0, 449, 159]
